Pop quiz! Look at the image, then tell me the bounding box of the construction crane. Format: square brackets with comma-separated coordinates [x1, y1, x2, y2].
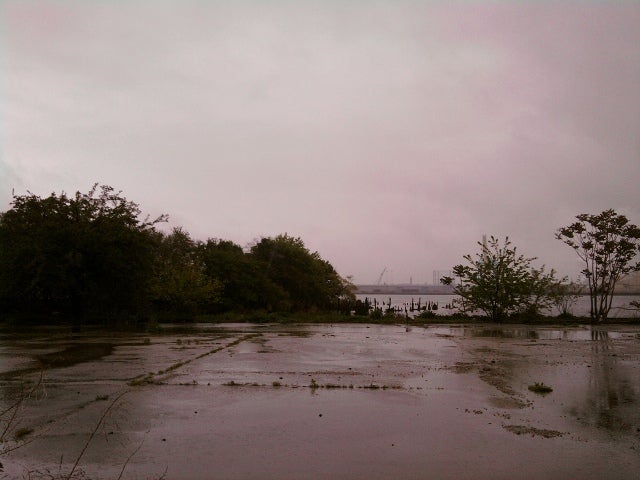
[377, 267, 388, 285]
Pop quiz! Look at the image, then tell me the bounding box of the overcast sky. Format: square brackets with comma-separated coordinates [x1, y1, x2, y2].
[2, 1, 639, 284]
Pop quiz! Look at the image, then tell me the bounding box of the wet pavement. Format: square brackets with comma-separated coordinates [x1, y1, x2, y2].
[1, 323, 639, 479]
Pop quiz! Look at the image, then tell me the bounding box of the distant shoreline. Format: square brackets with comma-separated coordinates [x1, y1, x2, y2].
[353, 284, 640, 296]
[354, 285, 455, 295]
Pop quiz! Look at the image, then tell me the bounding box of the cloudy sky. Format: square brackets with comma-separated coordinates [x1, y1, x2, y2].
[2, 1, 639, 284]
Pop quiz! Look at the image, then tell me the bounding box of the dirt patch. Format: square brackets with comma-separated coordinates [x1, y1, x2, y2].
[488, 396, 527, 409]
[503, 425, 564, 438]
[478, 366, 516, 396]
[460, 345, 530, 409]
[450, 362, 476, 373]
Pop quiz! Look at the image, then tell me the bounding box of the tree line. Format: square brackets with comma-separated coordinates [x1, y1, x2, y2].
[0, 185, 354, 328]
[1, 185, 638, 327]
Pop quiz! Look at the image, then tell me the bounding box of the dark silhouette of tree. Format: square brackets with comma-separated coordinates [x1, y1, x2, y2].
[249, 234, 353, 311]
[0, 185, 165, 327]
[0, 185, 355, 325]
[198, 238, 286, 312]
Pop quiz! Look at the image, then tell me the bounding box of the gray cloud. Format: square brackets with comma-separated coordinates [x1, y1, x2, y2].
[2, 1, 639, 283]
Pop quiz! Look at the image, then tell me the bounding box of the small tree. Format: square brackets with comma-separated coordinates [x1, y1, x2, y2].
[526, 266, 565, 316]
[556, 209, 640, 322]
[549, 281, 583, 317]
[445, 236, 560, 321]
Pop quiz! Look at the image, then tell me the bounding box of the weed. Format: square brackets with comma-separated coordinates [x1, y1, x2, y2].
[13, 427, 33, 441]
[223, 380, 239, 386]
[528, 382, 553, 394]
[95, 395, 109, 401]
[272, 381, 282, 387]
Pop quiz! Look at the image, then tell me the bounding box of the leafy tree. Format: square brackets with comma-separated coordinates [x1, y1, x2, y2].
[549, 281, 583, 317]
[526, 265, 567, 316]
[249, 234, 353, 311]
[0, 185, 165, 327]
[444, 236, 560, 321]
[556, 209, 640, 322]
[148, 228, 222, 318]
[198, 238, 286, 312]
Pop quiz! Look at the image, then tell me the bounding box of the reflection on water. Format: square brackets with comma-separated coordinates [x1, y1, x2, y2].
[570, 332, 638, 433]
[446, 324, 639, 434]
[448, 326, 624, 341]
[155, 323, 313, 337]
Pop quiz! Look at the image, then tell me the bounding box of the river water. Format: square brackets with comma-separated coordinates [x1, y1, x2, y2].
[356, 294, 640, 318]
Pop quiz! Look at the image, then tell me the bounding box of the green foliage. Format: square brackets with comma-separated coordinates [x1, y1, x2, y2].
[0, 184, 165, 326]
[0, 186, 355, 325]
[198, 238, 285, 312]
[449, 236, 561, 322]
[148, 228, 222, 317]
[416, 310, 437, 320]
[528, 382, 553, 394]
[548, 281, 583, 316]
[249, 234, 354, 312]
[556, 209, 640, 322]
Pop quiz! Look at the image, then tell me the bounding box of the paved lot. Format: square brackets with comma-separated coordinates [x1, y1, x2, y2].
[1, 323, 639, 479]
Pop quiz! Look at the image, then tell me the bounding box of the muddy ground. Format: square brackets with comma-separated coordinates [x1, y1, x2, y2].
[0, 323, 639, 479]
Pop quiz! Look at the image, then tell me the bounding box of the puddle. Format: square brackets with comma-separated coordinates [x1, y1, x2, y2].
[36, 343, 114, 368]
[0, 343, 115, 379]
[1, 324, 639, 480]
[446, 325, 625, 341]
[446, 324, 640, 439]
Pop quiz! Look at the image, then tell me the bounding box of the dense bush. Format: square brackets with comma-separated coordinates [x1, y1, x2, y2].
[0, 185, 354, 326]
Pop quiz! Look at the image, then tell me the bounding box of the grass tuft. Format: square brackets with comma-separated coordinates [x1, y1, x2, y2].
[528, 382, 553, 394]
[13, 427, 33, 441]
